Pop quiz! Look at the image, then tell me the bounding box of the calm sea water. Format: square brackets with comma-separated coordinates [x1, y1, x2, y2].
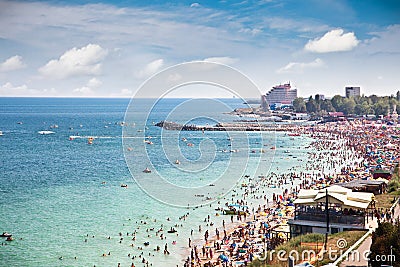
[0, 98, 313, 266]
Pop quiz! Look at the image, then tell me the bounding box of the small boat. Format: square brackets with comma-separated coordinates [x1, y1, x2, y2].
[87, 137, 94, 144]
[288, 133, 300, 136]
[121, 184, 128, 188]
[187, 143, 194, 147]
[38, 130, 55, 135]
[144, 242, 150, 246]
[143, 167, 151, 173]
[0, 131, 3, 136]
[175, 160, 180, 164]
[182, 137, 187, 142]
[0, 232, 12, 237]
[6, 236, 14, 241]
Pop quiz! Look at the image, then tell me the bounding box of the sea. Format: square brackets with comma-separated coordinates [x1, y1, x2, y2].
[0, 97, 315, 266]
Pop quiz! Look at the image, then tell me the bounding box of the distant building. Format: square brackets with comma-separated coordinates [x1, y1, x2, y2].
[345, 86, 361, 98]
[265, 83, 297, 107]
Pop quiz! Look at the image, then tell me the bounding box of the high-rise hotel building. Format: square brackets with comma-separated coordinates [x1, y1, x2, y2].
[265, 83, 297, 106]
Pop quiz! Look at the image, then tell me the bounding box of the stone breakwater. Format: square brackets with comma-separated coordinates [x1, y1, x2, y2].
[154, 121, 299, 132]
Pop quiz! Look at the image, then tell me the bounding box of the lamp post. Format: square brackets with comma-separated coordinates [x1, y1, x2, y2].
[325, 188, 329, 251]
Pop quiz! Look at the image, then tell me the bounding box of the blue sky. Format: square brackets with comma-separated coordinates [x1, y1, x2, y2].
[0, 0, 399, 98]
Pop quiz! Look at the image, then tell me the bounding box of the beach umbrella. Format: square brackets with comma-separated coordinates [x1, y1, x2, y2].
[219, 254, 229, 262]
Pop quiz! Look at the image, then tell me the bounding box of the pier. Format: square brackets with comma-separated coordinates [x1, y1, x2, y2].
[154, 120, 299, 132]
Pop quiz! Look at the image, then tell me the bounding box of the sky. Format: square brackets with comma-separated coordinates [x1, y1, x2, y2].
[0, 0, 399, 98]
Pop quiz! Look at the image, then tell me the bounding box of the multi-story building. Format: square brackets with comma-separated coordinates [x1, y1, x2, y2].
[265, 83, 297, 107]
[345, 86, 361, 98]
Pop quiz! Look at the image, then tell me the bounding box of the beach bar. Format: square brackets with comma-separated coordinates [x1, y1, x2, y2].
[288, 185, 375, 238]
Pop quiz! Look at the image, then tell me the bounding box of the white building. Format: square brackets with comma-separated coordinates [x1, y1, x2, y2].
[288, 185, 375, 237]
[265, 83, 297, 106]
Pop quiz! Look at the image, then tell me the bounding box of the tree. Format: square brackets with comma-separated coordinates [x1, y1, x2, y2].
[331, 95, 343, 111]
[292, 97, 306, 112]
[370, 94, 379, 104]
[306, 97, 319, 113]
[341, 98, 356, 115]
[320, 100, 335, 112]
[354, 100, 373, 115]
[373, 101, 389, 116]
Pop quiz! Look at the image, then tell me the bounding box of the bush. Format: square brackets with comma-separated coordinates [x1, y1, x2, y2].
[388, 180, 400, 193]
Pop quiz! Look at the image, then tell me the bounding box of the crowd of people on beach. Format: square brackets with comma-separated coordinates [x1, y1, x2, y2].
[180, 119, 399, 267]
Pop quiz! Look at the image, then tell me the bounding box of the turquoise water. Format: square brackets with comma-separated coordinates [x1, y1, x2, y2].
[0, 98, 313, 266]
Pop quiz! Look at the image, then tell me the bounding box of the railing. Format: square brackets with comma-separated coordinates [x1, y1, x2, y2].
[295, 212, 365, 226]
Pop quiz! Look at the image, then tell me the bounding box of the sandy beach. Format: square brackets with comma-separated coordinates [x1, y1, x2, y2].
[180, 119, 399, 267]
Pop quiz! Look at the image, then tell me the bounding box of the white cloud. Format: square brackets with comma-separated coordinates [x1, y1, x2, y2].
[120, 88, 133, 95]
[363, 24, 400, 54]
[203, 56, 238, 65]
[0, 55, 26, 72]
[305, 29, 359, 53]
[239, 27, 262, 36]
[0, 82, 56, 96]
[1, 82, 28, 92]
[277, 58, 324, 73]
[73, 86, 93, 94]
[72, 77, 102, 95]
[39, 44, 108, 79]
[190, 3, 201, 8]
[167, 73, 183, 83]
[87, 77, 102, 88]
[136, 59, 164, 78]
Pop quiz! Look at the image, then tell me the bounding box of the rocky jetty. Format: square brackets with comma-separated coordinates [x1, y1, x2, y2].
[154, 121, 296, 131]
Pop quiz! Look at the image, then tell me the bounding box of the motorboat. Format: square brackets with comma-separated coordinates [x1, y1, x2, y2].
[0, 232, 12, 237]
[143, 167, 152, 173]
[38, 130, 55, 135]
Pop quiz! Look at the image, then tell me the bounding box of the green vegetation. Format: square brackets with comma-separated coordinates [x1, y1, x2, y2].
[369, 221, 400, 267]
[249, 231, 366, 267]
[388, 164, 400, 194]
[293, 92, 400, 116]
[374, 165, 399, 209]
